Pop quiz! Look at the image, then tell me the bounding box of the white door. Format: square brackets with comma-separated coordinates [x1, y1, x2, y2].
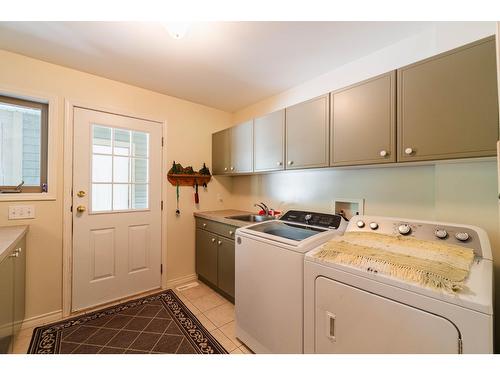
[315, 277, 460, 353]
[72, 107, 162, 311]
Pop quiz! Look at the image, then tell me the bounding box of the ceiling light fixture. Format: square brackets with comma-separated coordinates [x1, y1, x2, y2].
[163, 22, 190, 40]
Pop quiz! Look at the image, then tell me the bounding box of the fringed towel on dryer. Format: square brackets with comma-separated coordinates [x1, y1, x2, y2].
[313, 232, 475, 293]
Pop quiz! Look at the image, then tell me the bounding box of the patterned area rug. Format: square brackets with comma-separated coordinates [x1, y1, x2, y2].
[28, 290, 228, 354]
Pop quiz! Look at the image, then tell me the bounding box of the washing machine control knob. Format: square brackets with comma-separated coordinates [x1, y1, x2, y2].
[434, 229, 448, 239]
[369, 222, 379, 230]
[356, 220, 365, 228]
[455, 232, 470, 242]
[304, 214, 312, 222]
[398, 224, 411, 235]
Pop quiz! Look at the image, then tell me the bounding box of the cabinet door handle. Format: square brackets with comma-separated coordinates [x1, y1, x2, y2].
[202, 223, 207, 228]
[230, 166, 235, 171]
[404, 147, 414, 155]
[229, 230, 234, 236]
[9, 252, 19, 258]
[218, 240, 222, 245]
[224, 167, 228, 171]
[16, 247, 22, 253]
[277, 161, 283, 166]
[379, 150, 388, 157]
[326, 312, 336, 342]
[211, 238, 216, 243]
[288, 160, 294, 166]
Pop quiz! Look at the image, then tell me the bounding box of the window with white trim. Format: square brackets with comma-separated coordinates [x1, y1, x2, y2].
[0, 95, 48, 193]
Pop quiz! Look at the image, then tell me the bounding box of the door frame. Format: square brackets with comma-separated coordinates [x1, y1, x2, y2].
[62, 99, 168, 317]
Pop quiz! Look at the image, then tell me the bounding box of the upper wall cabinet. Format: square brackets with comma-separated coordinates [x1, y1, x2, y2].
[254, 110, 285, 172]
[397, 36, 499, 162]
[330, 71, 396, 166]
[212, 128, 231, 175]
[230, 120, 253, 174]
[285, 94, 329, 169]
[212, 121, 253, 175]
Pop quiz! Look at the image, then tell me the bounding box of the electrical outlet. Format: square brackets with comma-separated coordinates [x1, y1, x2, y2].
[8, 205, 35, 220]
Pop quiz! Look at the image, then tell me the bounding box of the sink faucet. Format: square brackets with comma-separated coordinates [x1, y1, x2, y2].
[254, 202, 270, 216]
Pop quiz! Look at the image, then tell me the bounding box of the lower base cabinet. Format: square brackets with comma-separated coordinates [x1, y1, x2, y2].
[195, 219, 236, 302]
[0, 233, 26, 354]
[217, 237, 235, 298]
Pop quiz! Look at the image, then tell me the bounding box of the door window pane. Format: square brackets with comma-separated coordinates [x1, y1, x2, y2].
[92, 125, 112, 154]
[132, 184, 148, 209]
[132, 158, 148, 183]
[90, 125, 150, 213]
[92, 184, 112, 212]
[132, 131, 148, 157]
[114, 128, 130, 156]
[92, 155, 112, 182]
[113, 184, 129, 210]
[113, 156, 129, 183]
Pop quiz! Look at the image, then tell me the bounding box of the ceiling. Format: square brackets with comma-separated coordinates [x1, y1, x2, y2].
[0, 21, 446, 112]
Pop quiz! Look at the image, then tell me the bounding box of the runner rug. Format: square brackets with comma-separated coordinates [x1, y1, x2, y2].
[28, 289, 227, 354]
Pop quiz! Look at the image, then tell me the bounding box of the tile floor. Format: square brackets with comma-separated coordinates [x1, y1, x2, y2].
[12, 280, 253, 354]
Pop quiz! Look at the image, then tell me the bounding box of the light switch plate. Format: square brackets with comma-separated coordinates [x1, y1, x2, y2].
[8, 205, 35, 220]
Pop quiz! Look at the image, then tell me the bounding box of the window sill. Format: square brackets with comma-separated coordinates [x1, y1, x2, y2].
[0, 193, 56, 202]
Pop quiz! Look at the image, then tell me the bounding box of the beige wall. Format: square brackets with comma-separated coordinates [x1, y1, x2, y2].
[229, 22, 500, 350]
[0, 49, 232, 319]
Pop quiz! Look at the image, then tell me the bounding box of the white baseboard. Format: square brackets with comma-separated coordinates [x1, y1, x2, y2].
[20, 310, 63, 331]
[166, 273, 198, 289]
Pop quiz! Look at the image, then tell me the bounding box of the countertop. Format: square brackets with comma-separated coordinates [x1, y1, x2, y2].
[0, 225, 29, 263]
[193, 209, 256, 227]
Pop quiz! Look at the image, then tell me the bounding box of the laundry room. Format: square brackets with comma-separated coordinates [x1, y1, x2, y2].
[1, 1, 500, 372]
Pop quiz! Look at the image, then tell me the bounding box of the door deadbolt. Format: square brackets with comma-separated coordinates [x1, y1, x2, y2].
[77, 190, 86, 197]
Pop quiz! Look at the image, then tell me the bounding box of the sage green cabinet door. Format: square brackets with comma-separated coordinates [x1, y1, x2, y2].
[230, 120, 253, 174]
[331, 71, 396, 166]
[13, 237, 26, 335]
[254, 110, 285, 172]
[286, 95, 329, 169]
[0, 255, 14, 353]
[398, 36, 498, 162]
[195, 228, 218, 286]
[212, 128, 231, 175]
[217, 237, 235, 299]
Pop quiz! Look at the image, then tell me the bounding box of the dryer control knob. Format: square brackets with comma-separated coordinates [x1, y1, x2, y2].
[369, 222, 379, 230]
[398, 224, 411, 235]
[356, 220, 365, 228]
[434, 229, 448, 239]
[455, 232, 470, 241]
[304, 214, 312, 221]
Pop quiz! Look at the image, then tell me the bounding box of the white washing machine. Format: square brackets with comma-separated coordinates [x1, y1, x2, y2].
[304, 215, 494, 354]
[235, 210, 347, 354]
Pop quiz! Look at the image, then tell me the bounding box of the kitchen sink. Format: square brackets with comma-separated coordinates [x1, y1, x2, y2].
[226, 214, 275, 223]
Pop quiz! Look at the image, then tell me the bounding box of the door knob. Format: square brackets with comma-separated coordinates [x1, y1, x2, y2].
[77, 190, 86, 197]
[76, 205, 86, 213]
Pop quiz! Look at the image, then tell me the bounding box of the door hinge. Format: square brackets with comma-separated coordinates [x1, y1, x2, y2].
[458, 338, 463, 354]
[161, 200, 164, 210]
[70, 205, 73, 212]
[161, 137, 164, 147]
[160, 264, 163, 274]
